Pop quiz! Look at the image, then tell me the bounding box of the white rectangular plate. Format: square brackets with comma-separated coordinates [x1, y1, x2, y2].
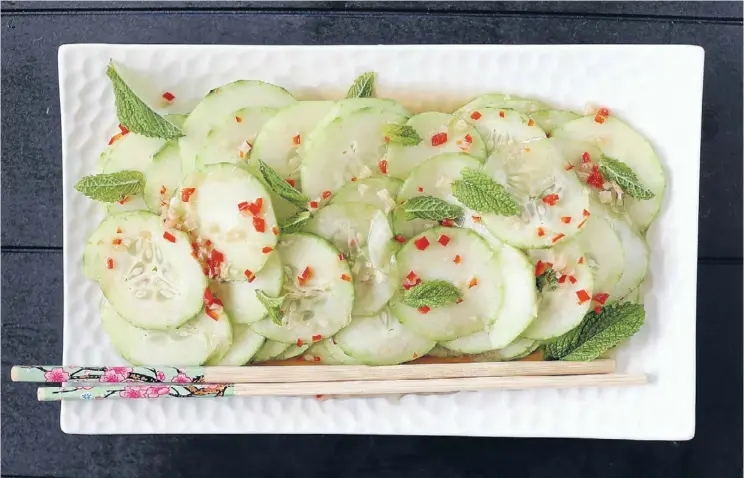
[60, 44, 704, 439]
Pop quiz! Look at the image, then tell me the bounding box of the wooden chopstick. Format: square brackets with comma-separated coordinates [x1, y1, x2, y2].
[36, 373, 647, 401]
[13, 360, 615, 384]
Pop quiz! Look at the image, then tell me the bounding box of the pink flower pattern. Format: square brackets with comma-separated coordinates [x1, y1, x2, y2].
[145, 386, 170, 398]
[118, 387, 146, 399]
[171, 373, 193, 383]
[43, 368, 70, 382]
[99, 367, 133, 383]
[156, 371, 165, 382]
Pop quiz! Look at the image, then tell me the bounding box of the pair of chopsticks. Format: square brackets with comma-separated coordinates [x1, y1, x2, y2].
[12, 360, 646, 402]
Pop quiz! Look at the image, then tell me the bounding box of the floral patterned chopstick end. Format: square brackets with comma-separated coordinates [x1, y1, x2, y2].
[37, 384, 235, 402]
[11, 365, 206, 384]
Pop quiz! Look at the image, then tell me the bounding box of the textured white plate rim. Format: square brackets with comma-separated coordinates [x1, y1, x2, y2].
[59, 44, 703, 439]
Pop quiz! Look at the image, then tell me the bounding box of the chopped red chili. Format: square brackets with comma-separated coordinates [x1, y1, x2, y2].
[414, 236, 430, 250]
[561, 216, 572, 224]
[312, 334, 322, 342]
[528, 119, 535, 127]
[534, 260, 547, 277]
[456, 298, 463, 304]
[597, 107, 610, 117]
[350, 177, 358, 182]
[340, 273, 352, 282]
[464, 133, 473, 143]
[568, 275, 577, 284]
[106, 258, 114, 270]
[468, 277, 478, 288]
[118, 124, 130, 135]
[162, 91, 176, 101]
[470, 111, 482, 120]
[594, 305, 603, 314]
[262, 246, 273, 254]
[292, 134, 301, 145]
[309, 201, 319, 209]
[417, 186, 424, 192]
[586, 167, 604, 189]
[298, 266, 313, 286]
[112, 238, 122, 246]
[564, 163, 574, 171]
[537, 227, 545, 237]
[499, 111, 505, 118]
[205, 308, 220, 321]
[163, 231, 176, 243]
[322, 190, 332, 200]
[552, 233, 565, 243]
[542, 194, 560, 206]
[272, 225, 280, 236]
[577, 256, 584, 264]
[440, 218, 455, 227]
[181, 187, 196, 203]
[235, 116, 243, 123]
[244, 269, 256, 282]
[437, 234, 450, 247]
[472, 215, 482, 223]
[594, 114, 606, 124]
[338, 253, 345, 261]
[418, 306, 431, 314]
[431, 132, 448, 147]
[394, 235, 407, 244]
[453, 255, 462, 264]
[593, 292, 610, 305]
[379, 159, 388, 174]
[108, 133, 122, 145]
[117, 196, 129, 205]
[406, 271, 418, 282]
[253, 216, 266, 233]
[576, 289, 591, 304]
[286, 178, 296, 187]
[296, 338, 304, 347]
[581, 152, 592, 163]
[558, 275, 567, 284]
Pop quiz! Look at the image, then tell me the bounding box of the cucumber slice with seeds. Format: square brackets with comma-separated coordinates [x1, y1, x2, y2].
[456, 94, 550, 116]
[497, 338, 540, 361]
[102, 133, 165, 213]
[84, 212, 206, 330]
[608, 214, 649, 301]
[574, 208, 625, 302]
[144, 140, 181, 213]
[251, 340, 290, 362]
[392, 227, 504, 341]
[273, 343, 310, 361]
[330, 177, 402, 214]
[215, 322, 265, 365]
[249, 233, 354, 344]
[386, 112, 487, 179]
[463, 107, 546, 152]
[303, 339, 362, 365]
[529, 109, 580, 134]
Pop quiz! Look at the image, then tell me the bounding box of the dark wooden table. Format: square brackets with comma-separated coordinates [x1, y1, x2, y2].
[2, 2, 742, 477]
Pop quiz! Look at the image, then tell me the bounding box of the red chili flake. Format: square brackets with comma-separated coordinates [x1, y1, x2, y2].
[159, 185, 167, 195]
[499, 111, 505, 118]
[594, 305, 603, 314]
[431, 132, 448, 147]
[470, 111, 482, 120]
[437, 234, 450, 247]
[394, 235, 407, 244]
[534, 260, 547, 277]
[298, 266, 313, 286]
[116, 227, 122, 234]
[262, 246, 273, 254]
[464, 133, 473, 143]
[309, 201, 319, 209]
[163, 231, 176, 243]
[417, 186, 424, 193]
[412, 353, 419, 359]
[204, 288, 216, 305]
[313, 358, 322, 364]
[312, 334, 322, 342]
[472, 215, 482, 223]
[468, 277, 479, 289]
[337, 253, 345, 261]
[205, 239, 212, 248]
[597, 107, 610, 117]
[581, 152, 592, 163]
[453, 255, 462, 264]
[111, 238, 122, 246]
[551, 233, 565, 244]
[248, 198, 263, 217]
[594, 114, 606, 124]
[537, 227, 545, 237]
[210, 249, 224, 264]
[528, 119, 535, 127]
[206, 308, 220, 321]
[379, 159, 388, 175]
[244, 269, 256, 282]
[286, 178, 296, 188]
[561, 216, 572, 224]
[296, 338, 304, 347]
[384, 136, 390, 143]
[593, 293, 610, 305]
[235, 116, 243, 123]
[418, 306, 431, 314]
[568, 275, 577, 284]
[162, 91, 176, 101]
[118, 124, 130, 135]
[440, 218, 455, 227]
[558, 275, 567, 284]
[456, 298, 463, 304]
[564, 163, 574, 171]
[587, 168, 604, 189]
[106, 258, 114, 269]
[542, 194, 560, 206]
[583, 209, 591, 217]
[272, 226, 280, 236]
[253, 216, 266, 233]
[292, 134, 301, 145]
[578, 256, 584, 264]
[117, 196, 129, 205]
[350, 177, 358, 182]
[108, 133, 123, 145]
[406, 271, 419, 282]
[238, 201, 250, 212]
[181, 187, 196, 203]
[322, 190, 332, 200]
[414, 236, 430, 250]
[576, 289, 591, 304]
[340, 274, 352, 282]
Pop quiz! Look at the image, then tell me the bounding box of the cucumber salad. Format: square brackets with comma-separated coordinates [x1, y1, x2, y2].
[76, 64, 657, 367]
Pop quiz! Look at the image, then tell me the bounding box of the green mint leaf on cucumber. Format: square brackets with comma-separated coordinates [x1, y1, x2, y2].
[74, 170, 145, 203]
[543, 302, 645, 361]
[345, 72, 375, 98]
[536, 268, 559, 293]
[257, 160, 309, 208]
[280, 211, 312, 234]
[255, 290, 285, 325]
[106, 62, 183, 140]
[452, 168, 520, 216]
[599, 155, 655, 200]
[400, 280, 462, 309]
[383, 124, 422, 146]
[400, 196, 464, 222]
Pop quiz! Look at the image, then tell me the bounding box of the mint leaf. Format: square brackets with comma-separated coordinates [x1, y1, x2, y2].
[383, 124, 422, 146]
[74, 170, 145, 203]
[401, 196, 464, 222]
[255, 290, 285, 325]
[257, 160, 309, 208]
[280, 211, 312, 234]
[536, 268, 558, 293]
[346, 72, 375, 98]
[451, 168, 520, 216]
[543, 302, 645, 361]
[106, 62, 183, 140]
[400, 280, 462, 309]
[599, 155, 655, 200]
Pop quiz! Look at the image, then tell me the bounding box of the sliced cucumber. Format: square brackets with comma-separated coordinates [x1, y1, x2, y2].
[175, 163, 278, 280]
[195, 107, 278, 169]
[441, 244, 537, 353]
[480, 139, 590, 249]
[522, 241, 594, 340]
[497, 338, 540, 361]
[426, 345, 462, 358]
[608, 214, 649, 301]
[180, 80, 296, 177]
[530, 109, 580, 134]
[300, 107, 408, 199]
[574, 207, 625, 300]
[251, 340, 289, 362]
[463, 107, 546, 152]
[164, 114, 188, 129]
[215, 323, 265, 365]
[456, 94, 550, 116]
[552, 116, 665, 231]
[273, 343, 310, 361]
[335, 308, 435, 365]
[144, 140, 182, 213]
[251, 101, 335, 180]
[249, 233, 354, 344]
[210, 252, 284, 324]
[84, 212, 206, 330]
[304, 203, 397, 315]
[393, 152, 482, 238]
[102, 133, 165, 213]
[386, 112, 487, 179]
[303, 339, 362, 365]
[330, 177, 402, 214]
[392, 227, 504, 341]
[101, 300, 231, 366]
